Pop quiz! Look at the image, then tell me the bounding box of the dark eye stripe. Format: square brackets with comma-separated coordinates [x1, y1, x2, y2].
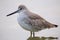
[20, 8, 22, 10]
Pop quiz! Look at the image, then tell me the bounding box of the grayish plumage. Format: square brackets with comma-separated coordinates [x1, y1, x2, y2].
[7, 5, 58, 37]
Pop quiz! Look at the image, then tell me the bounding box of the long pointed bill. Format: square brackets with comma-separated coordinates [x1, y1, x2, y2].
[7, 10, 19, 16]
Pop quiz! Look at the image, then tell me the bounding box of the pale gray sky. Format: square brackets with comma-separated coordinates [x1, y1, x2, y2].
[0, 0, 60, 40]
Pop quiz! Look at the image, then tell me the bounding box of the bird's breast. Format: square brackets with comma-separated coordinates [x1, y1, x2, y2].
[17, 12, 28, 25]
[17, 12, 33, 31]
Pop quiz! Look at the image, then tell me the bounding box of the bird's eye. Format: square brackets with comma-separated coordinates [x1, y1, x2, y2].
[20, 8, 22, 10]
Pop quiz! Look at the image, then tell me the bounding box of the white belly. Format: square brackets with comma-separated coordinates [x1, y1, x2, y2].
[17, 13, 33, 31]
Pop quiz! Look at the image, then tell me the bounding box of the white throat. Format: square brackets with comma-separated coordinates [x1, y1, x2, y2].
[17, 9, 28, 21]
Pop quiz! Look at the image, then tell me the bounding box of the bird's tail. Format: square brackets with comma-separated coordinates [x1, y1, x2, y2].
[54, 25, 58, 27]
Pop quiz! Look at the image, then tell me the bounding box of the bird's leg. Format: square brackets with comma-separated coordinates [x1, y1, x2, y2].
[33, 32, 35, 37]
[30, 31, 35, 37]
[30, 31, 32, 37]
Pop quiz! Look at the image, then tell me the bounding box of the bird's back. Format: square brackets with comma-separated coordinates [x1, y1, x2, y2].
[17, 10, 58, 32]
[25, 11, 58, 29]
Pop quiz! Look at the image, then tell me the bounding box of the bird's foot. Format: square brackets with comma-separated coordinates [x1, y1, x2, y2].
[27, 37, 40, 40]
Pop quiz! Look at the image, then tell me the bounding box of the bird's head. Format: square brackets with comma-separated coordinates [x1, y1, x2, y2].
[7, 5, 28, 16]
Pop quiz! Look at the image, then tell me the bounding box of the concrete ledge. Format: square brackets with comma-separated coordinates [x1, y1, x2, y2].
[27, 37, 41, 40]
[27, 37, 58, 40]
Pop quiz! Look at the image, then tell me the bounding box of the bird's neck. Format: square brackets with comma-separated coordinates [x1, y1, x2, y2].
[18, 10, 27, 17]
[19, 10, 29, 15]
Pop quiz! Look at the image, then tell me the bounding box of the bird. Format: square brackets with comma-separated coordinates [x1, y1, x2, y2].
[7, 5, 58, 37]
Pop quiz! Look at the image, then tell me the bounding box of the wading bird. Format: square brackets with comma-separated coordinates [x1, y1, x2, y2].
[7, 5, 58, 37]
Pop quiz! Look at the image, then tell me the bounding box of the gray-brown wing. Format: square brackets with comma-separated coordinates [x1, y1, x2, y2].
[25, 13, 53, 29]
[25, 12, 53, 30]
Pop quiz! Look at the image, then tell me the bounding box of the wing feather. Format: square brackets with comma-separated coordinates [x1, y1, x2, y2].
[24, 12, 53, 30]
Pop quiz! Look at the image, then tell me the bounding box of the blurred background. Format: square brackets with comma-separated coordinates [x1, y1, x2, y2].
[0, 0, 60, 40]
